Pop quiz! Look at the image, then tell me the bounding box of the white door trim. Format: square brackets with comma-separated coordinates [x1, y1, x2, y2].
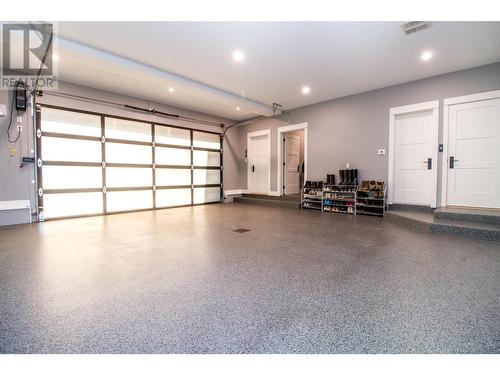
[441, 89, 500, 207]
[247, 129, 271, 194]
[284, 134, 301, 195]
[277, 123, 308, 196]
[388, 100, 439, 207]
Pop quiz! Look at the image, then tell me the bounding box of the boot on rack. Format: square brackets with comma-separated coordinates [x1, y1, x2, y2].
[338, 170, 345, 185]
[352, 169, 358, 186]
[345, 169, 352, 186]
[327, 174, 335, 185]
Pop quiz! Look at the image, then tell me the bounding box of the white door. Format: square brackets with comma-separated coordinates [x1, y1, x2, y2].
[248, 134, 270, 194]
[284, 134, 300, 194]
[393, 110, 436, 206]
[447, 98, 500, 208]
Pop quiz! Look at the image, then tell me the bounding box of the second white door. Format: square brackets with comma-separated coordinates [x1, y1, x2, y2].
[447, 98, 500, 208]
[248, 133, 270, 194]
[284, 134, 300, 194]
[393, 110, 437, 206]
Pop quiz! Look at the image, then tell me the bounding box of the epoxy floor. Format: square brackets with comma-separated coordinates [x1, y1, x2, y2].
[1, 203, 499, 353]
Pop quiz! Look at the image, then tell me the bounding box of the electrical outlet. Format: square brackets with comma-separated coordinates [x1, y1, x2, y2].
[346, 163, 350, 169]
[378, 149, 386, 155]
[0, 104, 7, 116]
[10, 148, 17, 157]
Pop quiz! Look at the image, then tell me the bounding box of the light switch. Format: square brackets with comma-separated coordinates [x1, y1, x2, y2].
[0, 104, 7, 116]
[378, 149, 386, 155]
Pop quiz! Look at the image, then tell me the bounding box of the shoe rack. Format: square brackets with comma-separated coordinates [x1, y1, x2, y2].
[322, 184, 357, 215]
[356, 181, 387, 217]
[301, 181, 324, 210]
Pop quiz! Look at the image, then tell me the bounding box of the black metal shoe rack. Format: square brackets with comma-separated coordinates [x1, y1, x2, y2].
[356, 183, 387, 217]
[301, 181, 323, 210]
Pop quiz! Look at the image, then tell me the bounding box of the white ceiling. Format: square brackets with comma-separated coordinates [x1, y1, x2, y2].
[54, 22, 500, 120]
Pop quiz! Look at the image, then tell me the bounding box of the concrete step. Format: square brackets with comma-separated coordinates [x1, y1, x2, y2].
[434, 207, 500, 225]
[386, 209, 500, 242]
[233, 195, 300, 209]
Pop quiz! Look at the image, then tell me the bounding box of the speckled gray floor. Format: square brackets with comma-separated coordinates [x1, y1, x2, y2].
[1, 203, 499, 353]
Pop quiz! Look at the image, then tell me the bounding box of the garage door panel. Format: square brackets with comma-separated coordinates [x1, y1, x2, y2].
[106, 190, 153, 212]
[156, 188, 191, 207]
[193, 150, 220, 167]
[193, 169, 220, 185]
[105, 118, 152, 142]
[155, 126, 190, 146]
[106, 167, 153, 188]
[105, 143, 152, 164]
[41, 108, 101, 137]
[156, 169, 191, 186]
[194, 187, 220, 204]
[193, 131, 220, 149]
[42, 165, 102, 189]
[43, 192, 103, 219]
[42, 137, 102, 163]
[155, 147, 191, 166]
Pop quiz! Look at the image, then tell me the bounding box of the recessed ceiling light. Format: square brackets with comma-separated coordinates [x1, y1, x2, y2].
[421, 51, 433, 61]
[52, 54, 59, 61]
[232, 50, 245, 62]
[168, 87, 175, 93]
[301, 86, 310, 94]
[236, 106, 240, 111]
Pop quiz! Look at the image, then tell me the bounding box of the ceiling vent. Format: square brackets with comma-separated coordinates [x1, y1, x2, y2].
[401, 21, 432, 35]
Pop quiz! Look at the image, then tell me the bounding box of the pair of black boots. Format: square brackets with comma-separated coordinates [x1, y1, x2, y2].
[325, 174, 336, 185]
[338, 169, 358, 186]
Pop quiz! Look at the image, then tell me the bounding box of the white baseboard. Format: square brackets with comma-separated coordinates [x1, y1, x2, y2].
[268, 191, 280, 196]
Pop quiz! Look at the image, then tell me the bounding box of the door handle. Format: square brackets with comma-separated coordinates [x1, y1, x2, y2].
[422, 158, 432, 170]
[252, 165, 255, 173]
[449, 156, 458, 169]
[297, 165, 300, 172]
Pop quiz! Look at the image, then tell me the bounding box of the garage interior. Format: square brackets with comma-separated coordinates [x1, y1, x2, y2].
[1, 21, 500, 354]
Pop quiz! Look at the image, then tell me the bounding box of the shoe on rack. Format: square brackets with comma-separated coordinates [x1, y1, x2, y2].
[352, 169, 358, 186]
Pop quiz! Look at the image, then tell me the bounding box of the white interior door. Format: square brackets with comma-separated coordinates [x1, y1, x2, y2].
[248, 133, 270, 194]
[393, 110, 436, 206]
[284, 134, 300, 194]
[447, 98, 500, 208]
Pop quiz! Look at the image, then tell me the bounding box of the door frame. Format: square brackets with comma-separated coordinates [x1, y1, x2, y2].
[283, 133, 301, 195]
[388, 100, 439, 207]
[441, 89, 500, 207]
[247, 129, 271, 194]
[277, 123, 308, 196]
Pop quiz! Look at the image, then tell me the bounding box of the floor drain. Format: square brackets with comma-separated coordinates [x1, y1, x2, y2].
[233, 228, 250, 233]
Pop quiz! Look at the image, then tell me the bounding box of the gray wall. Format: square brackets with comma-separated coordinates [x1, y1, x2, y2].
[0, 88, 35, 212]
[235, 62, 500, 201]
[0, 81, 238, 224]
